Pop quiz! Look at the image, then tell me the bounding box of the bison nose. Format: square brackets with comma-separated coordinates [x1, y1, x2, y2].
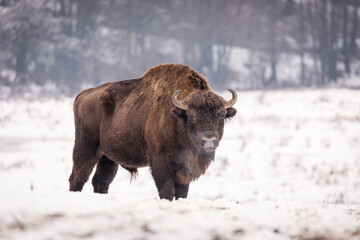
[200, 137, 219, 148]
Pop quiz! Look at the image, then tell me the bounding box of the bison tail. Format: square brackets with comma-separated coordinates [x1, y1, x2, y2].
[129, 169, 138, 183]
[121, 165, 138, 183]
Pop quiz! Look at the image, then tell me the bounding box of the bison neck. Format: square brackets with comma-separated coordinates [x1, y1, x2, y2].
[176, 149, 215, 185]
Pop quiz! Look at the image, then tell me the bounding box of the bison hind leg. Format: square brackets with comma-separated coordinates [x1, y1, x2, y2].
[121, 165, 138, 182]
[69, 141, 100, 192]
[92, 156, 119, 194]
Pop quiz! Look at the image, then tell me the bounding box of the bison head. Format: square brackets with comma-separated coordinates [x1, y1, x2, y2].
[172, 90, 237, 156]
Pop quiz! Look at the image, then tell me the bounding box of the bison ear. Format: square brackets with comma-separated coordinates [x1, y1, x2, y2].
[226, 107, 236, 119]
[172, 107, 187, 119]
[99, 90, 115, 114]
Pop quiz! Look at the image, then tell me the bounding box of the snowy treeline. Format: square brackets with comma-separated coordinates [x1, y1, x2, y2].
[0, 0, 359, 96]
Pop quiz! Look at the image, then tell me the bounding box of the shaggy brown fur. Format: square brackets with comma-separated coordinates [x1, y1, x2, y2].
[69, 63, 237, 200]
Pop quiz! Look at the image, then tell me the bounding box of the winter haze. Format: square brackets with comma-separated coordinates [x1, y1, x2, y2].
[1, 0, 360, 240]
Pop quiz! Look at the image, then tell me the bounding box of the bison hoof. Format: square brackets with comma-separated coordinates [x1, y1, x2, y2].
[69, 182, 84, 192]
[94, 186, 109, 194]
[94, 189, 109, 194]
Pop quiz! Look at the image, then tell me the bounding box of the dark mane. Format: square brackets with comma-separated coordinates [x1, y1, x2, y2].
[188, 91, 224, 110]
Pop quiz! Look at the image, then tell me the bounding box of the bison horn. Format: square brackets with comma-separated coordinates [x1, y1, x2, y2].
[224, 89, 237, 109]
[172, 90, 188, 110]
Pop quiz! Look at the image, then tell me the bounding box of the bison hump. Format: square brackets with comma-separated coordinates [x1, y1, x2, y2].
[99, 79, 141, 114]
[99, 90, 115, 114]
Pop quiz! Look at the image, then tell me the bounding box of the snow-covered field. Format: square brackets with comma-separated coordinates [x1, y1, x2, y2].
[0, 89, 360, 240]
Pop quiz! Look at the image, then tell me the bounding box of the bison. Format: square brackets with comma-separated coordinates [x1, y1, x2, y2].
[69, 63, 237, 200]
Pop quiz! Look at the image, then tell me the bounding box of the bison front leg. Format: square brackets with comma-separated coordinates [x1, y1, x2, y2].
[150, 161, 175, 200]
[175, 183, 189, 199]
[92, 156, 119, 194]
[69, 135, 100, 192]
[154, 174, 175, 200]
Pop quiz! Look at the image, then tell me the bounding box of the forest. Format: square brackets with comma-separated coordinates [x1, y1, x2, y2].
[0, 0, 359, 96]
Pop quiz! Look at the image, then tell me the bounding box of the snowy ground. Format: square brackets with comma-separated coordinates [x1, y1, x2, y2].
[0, 89, 360, 240]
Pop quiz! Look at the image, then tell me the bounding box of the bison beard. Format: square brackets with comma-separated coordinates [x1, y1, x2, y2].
[69, 64, 237, 200]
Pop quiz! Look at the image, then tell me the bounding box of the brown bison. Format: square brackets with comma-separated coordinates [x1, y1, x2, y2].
[69, 63, 237, 200]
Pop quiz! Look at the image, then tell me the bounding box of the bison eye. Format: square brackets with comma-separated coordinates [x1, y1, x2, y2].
[189, 116, 197, 124]
[218, 114, 225, 121]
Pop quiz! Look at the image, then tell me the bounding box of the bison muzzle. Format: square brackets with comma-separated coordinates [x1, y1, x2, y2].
[69, 63, 237, 200]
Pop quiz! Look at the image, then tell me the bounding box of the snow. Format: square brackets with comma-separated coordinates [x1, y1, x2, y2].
[1, 89, 360, 240]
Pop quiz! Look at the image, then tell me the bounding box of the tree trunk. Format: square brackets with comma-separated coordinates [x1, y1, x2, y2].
[299, 2, 306, 85]
[350, 5, 358, 56]
[343, 3, 350, 74]
[265, 1, 278, 87]
[318, 0, 329, 84]
[308, 0, 320, 86]
[328, 0, 337, 82]
[15, 25, 28, 85]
